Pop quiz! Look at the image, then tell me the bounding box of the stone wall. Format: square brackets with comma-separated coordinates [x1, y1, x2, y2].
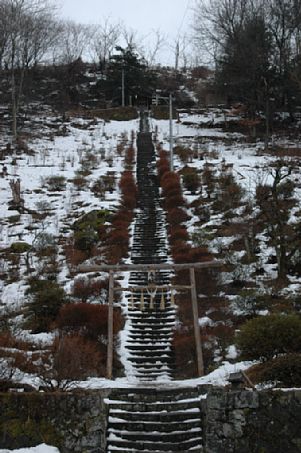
[1, 387, 301, 453]
[0, 390, 111, 453]
[204, 387, 301, 453]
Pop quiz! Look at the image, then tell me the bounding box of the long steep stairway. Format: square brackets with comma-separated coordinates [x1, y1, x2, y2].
[106, 111, 204, 452]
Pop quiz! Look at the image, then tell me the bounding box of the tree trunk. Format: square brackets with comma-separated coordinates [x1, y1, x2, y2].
[11, 68, 17, 141]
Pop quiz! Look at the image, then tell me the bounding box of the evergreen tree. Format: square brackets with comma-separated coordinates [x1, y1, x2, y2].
[97, 45, 157, 105]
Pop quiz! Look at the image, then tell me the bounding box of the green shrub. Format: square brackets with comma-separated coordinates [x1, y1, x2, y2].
[26, 279, 68, 333]
[236, 314, 301, 361]
[10, 242, 31, 253]
[181, 167, 200, 193]
[258, 354, 301, 387]
[248, 353, 301, 387]
[73, 209, 111, 251]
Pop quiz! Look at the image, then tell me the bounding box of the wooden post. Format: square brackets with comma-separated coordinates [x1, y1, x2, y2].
[190, 267, 204, 377]
[106, 270, 114, 379]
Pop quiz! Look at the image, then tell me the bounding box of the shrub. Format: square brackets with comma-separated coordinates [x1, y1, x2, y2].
[45, 175, 66, 191]
[181, 168, 201, 194]
[236, 314, 301, 361]
[35, 334, 106, 390]
[91, 174, 115, 198]
[56, 303, 124, 340]
[74, 227, 98, 252]
[169, 226, 189, 245]
[26, 280, 69, 333]
[72, 277, 109, 302]
[125, 145, 135, 166]
[10, 242, 31, 253]
[72, 174, 87, 189]
[64, 243, 88, 266]
[73, 209, 111, 251]
[172, 329, 214, 379]
[157, 150, 170, 180]
[166, 207, 190, 226]
[34, 233, 57, 255]
[250, 354, 301, 387]
[119, 171, 136, 193]
[122, 193, 137, 210]
[174, 145, 194, 164]
[164, 194, 185, 209]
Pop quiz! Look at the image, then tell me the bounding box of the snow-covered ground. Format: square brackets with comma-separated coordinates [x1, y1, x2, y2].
[0, 445, 59, 453]
[0, 107, 301, 389]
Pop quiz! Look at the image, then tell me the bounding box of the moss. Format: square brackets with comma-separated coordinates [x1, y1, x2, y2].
[73, 209, 111, 232]
[10, 242, 31, 253]
[1, 416, 61, 447]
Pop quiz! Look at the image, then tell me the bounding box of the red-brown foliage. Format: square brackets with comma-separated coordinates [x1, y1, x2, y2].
[169, 226, 189, 245]
[56, 303, 124, 339]
[105, 164, 137, 263]
[172, 329, 214, 379]
[73, 277, 109, 301]
[171, 242, 191, 264]
[33, 334, 107, 388]
[189, 247, 212, 263]
[125, 145, 135, 166]
[161, 170, 180, 184]
[166, 207, 190, 226]
[164, 194, 185, 210]
[64, 243, 89, 266]
[107, 229, 129, 247]
[119, 171, 137, 194]
[113, 209, 134, 224]
[157, 150, 170, 180]
[122, 193, 137, 210]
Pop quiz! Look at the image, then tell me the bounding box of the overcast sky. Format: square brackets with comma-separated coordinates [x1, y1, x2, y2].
[58, 0, 194, 65]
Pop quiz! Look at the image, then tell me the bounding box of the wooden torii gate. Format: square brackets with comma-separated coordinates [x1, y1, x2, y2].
[78, 260, 222, 379]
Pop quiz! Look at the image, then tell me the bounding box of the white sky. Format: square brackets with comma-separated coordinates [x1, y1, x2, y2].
[58, 0, 194, 65]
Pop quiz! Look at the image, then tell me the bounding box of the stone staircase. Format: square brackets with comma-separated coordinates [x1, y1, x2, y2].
[106, 387, 204, 452]
[106, 111, 204, 452]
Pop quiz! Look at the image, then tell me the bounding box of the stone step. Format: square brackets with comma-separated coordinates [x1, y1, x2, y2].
[129, 323, 175, 331]
[107, 436, 203, 451]
[127, 353, 173, 361]
[108, 409, 201, 423]
[125, 344, 171, 351]
[108, 428, 202, 443]
[109, 387, 201, 401]
[108, 419, 201, 433]
[108, 448, 201, 453]
[126, 336, 173, 344]
[108, 400, 200, 413]
[127, 333, 173, 340]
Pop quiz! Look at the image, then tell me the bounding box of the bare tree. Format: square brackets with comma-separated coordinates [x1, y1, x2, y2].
[256, 161, 300, 280]
[35, 334, 104, 391]
[1, 0, 58, 140]
[172, 34, 192, 70]
[143, 29, 166, 66]
[89, 18, 121, 71]
[55, 20, 90, 65]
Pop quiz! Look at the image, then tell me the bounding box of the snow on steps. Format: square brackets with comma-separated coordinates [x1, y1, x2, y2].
[106, 113, 204, 452]
[106, 387, 205, 452]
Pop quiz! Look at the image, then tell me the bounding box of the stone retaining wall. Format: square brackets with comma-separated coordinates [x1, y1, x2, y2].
[204, 387, 301, 453]
[0, 390, 111, 453]
[1, 387, 301, 453]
